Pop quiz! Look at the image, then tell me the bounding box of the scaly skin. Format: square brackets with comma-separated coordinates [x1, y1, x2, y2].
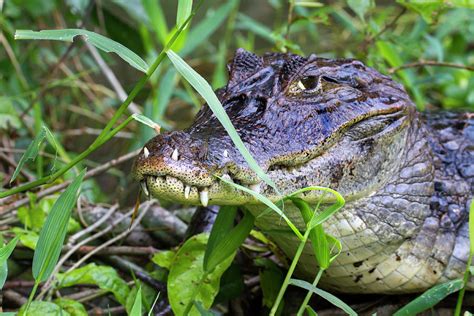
[133, 49, 474, 293]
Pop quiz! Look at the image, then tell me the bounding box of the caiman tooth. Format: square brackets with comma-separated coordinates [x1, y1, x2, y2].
[249, 183, 261, 194]
[184, 185, 191, 199]
[140, 181, 149, 197]
[221, 173, 234, 183]
[223, 149, 229, 158]
[143, 147, 150, 158]
[171, 148, 179, 161]
[199, 188, 209, 207]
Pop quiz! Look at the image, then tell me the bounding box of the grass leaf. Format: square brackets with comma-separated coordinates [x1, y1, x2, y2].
[0, 236, 19, 289]
[141, 0, 169, 45]
[166, 50, 280, 196]
[32, 168, 86, 282]
[132, 113, 161, 131]
[15, 29, 149, 73]
[218, 176, 303, 240]
[10, 127, 46, 183]
[130, 286, 142, 316]
[204, 210, 255, 273]
[469, 198, 474, 254]
[177, 0, 193, 29]
[394, 279, 464, 316]
[289, 278, 357, 316]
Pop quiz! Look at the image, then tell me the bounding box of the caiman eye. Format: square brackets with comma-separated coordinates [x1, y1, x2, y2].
[298, 76, 320, 91]
[288, 75, 340, 95]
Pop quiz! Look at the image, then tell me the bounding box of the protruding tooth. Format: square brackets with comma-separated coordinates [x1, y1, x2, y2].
[171, 148, 179, 161]
[249, 183, 261, 194]
[140, 181, 149, 197]
[143, 147, 150, 158]
[199, 188, 209, 207]
[223, 150, 228, 158]
[184, 185, 191, 199]
[221, 173, 234, 183]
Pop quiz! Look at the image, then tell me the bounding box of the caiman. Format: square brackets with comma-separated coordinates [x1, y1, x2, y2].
[133, 49, 474, 294]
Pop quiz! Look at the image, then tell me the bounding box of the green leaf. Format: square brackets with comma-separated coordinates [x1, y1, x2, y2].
[132, 113, 161, 131]
[194, 301, 216, 316]
[396, 0, 444, 23]
[12, 227, 39, 250]
[217, 176, 303, 240]
[393, 279, 464, 315]
[141, 0, 169, 45]
[152, 250, 176, 269]
[32, 169, 86, 282]
[126, 282, 157, 315]
[347, 0, 374, 22]
[10, 126, 46, 183]
[168, 233, 234, 316]
[166, 50, 280, 196]
[289, 279, 357, 316]
[306, 306, 318, 316]
[204, 209, 254, 273]
[181, 0, 239, 56]
[0, 236, 19, 289]
[15, 29, 149, 73]
[54, 298, 87, 316]
[177, 0, 193, 29]
[57, 263, 130, 306]
[258, 259, 284, 309]
[130, 286, 142, 316]
[18, 301, 71, 316]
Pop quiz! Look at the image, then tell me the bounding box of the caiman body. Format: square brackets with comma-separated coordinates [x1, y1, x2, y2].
[134, 49, 474, 293]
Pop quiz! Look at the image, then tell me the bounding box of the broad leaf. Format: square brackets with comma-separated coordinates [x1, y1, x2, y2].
[54, 298, 87, 316]
[57, 263, 130, 306]
[168, 233, 234, 316]
[15, 29, 148, 72]
[18, 301, 70, 316]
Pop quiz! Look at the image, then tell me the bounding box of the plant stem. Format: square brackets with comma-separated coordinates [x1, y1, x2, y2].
[270, 228, 311, 316]
[296, 268, 324, 316]
[25, 280, 40, 313]
[454, 253, 473, 316]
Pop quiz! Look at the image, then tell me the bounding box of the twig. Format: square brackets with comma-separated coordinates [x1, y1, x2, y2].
[65, 202, 152, 273]
[3, 280, 36, 289]
[389, 60, 474, 73]
[364, 7, 406, 47]
[88, 306, 125, 315]
[0, 149, 140, 214]
[66, 245, 158, 256]
[85, 43, 141, 114]
[3, 290, 28, 307]
[38, 204, 139, 298]
[68, 204, 118, 244]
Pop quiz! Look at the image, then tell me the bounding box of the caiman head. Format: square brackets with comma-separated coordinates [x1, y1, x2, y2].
[133, 49, 416, 207]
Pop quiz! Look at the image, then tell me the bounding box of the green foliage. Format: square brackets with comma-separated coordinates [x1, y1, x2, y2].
[53, 299, 88, 316]
[0, 236, 19, 289]
[19, 301, 71, 316]
[129, 286, 143, 316]
[394, 279, 464, 315]
[56, 263, 130, 306]
[167, 233, 234, 316]
[15, 29, 149, 72]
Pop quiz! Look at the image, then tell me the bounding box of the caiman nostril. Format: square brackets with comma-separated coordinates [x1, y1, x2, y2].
[171, 148, 179, 161]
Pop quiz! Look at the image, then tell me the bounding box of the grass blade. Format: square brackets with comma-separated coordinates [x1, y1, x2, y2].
[32, 168, 86, 282]
[394, 279, 464, 316]
[130, 286, 142, 316]
[141, 0, 168, 45]
[0, 236, 19, 289]
[132, 113, 161, 132]
[289, 278, 357, 316]
[167, 49, 280, 195]
[218, 176, 303, 240]
[177, 0, 193, 29]
[204, 210, 254, 273]
[10, 127, 46, 183]
[15, 29, 149, 73]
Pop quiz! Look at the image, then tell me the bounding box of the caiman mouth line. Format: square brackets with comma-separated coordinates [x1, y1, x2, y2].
[138, 109, 408, 207]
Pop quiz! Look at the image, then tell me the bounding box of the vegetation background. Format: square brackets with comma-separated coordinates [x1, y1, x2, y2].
[0, 0, 473, 315]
